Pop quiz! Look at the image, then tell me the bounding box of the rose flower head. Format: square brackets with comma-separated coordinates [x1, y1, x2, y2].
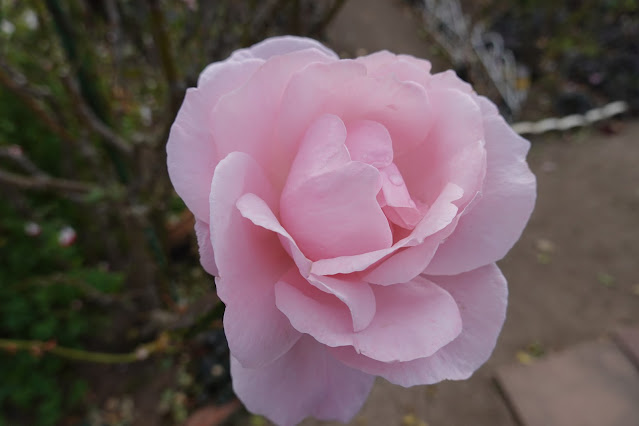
[167, 36, 536, 426]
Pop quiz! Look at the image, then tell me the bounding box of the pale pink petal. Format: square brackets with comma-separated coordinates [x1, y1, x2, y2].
[281, 116, 391, 260]
[426, 70, 473, 94]
[354, 50, 397, 73]
[275, 268, 359, 348]
[277, 61, 432, 182]
[197, 58, 263, 88]
[477, 95, 499, 116]
[369, 56, 432, 87]
[307, 274, 376, 332]
[210, 152, 300, 367]
[276, 272, 461, 362]
[332, 264, 507, 386]
[285, 114, 350, 190]
[425, 113, 536, 275]
[378, 163, 424, 229]
[282, 160, 391, 260]
[362, 217, 457, 285]
[167, 59, 261, 221]
[236, 193, 311, 277]
[311, 183, 463, 277]
[276, 61, 367, 185]
[230, 35, 338, 61]
[396, 88, 485, 209]
[231, 335, 374, 426]
[194, 219, 218, 276]
[397, 54, 433, 74]
[379, 164, 412, 208]
[345, 119, 394, 168]
[212, 49, 335, 186]
[354, 276, 462, 362]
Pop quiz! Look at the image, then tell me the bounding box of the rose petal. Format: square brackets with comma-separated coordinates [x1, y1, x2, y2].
[212, 49, 335, 186]
[369, 56, 432, 87]
[231, 335, 374, 426]
[311, 182, 463, 277]
[425, 111, 536, 275]
[281, 116, 392, 260]
[426, 70, 473, 94]
[276, 61, 367, 185]
[332, 264, 508, 386]
[276, 272, 462, 362]
[230, 35, 338, 62]
[275, 268, 358, 347]
[354, 50, 397, 73]
[396, 88, 485, 209]
[378, 164, 413, 209]
[167, 59, 261, 221]
[345, 119, 394, 168]
[210, 152, 300, 367]
[356, 276, 461, 362]
[236, 192, 311, 277]
[277, 61, 432, 177]
[362, 217, 457, 285]
[307, 274, 376, 333]
[194, 219, 218, 276]
[285, 114, 351, 190]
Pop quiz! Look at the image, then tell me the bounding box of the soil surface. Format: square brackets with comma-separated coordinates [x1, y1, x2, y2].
[299, 1, 639, 425]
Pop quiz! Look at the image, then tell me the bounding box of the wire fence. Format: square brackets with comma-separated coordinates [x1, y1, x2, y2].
[418, 0, 629, 135]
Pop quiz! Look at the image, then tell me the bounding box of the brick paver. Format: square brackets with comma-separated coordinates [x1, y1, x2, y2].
[614, 327, 639, 369]
[496, 336, 639, 426]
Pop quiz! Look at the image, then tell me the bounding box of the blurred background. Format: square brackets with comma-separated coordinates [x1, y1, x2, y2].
[0, 0, 637, 425]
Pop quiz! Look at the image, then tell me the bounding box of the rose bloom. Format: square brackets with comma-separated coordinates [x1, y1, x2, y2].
[167, 36, 536, 425]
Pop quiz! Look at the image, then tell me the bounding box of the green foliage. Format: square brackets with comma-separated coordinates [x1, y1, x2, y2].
[0, 195, 122, 425]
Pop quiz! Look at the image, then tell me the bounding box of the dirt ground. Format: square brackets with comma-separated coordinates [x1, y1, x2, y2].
[297, 1, 639, 425]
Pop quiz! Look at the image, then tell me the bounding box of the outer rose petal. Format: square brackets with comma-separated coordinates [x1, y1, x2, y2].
[277, 60, 432, 179]
[276, 272, 462, 362]
[212, 49, 335, 186]
[210, 152, 300, 367]
[331, 264, 508, 386]
[167, 59, 262, 221]
[229, 35, 338, 61]
[232, 335, 374, 426]
[396, 88, 485, 209]
[425, 102, 536, 275]
[194, 219, 218, 276]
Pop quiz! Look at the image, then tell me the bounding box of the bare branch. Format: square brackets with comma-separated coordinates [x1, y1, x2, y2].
[0, 168, 95, 194]
[0, 62, 78, 146]
[0, 334, 172, 364]
[146, 0, 181, 116]
[0, 146, 46, 176]
[61, 75, 132, 155]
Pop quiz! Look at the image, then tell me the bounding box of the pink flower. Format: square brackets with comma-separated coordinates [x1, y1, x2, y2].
[24, 221, 41, 237]
[58, 226, 77, 247]
[167, 36, 536, 425]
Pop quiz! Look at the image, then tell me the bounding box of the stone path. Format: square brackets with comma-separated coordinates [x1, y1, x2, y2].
[497, 330, 639, 426]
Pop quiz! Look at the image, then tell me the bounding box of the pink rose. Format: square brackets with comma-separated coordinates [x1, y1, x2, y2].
[167, 36, 536, 425]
